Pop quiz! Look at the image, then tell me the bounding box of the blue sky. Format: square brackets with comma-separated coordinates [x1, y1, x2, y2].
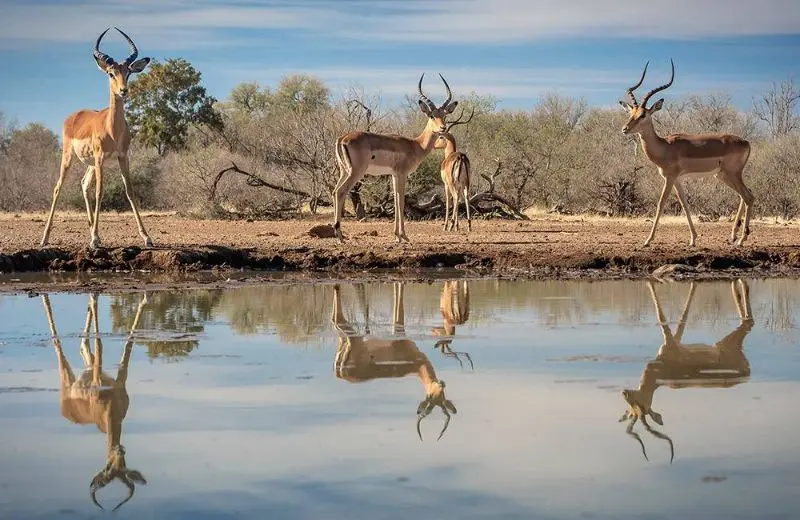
[1, 0, 799, 132]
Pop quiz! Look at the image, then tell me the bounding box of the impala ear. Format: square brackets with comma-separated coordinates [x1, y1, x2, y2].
[651, 98, 665, 112]
[619, 100, 632, 111]
[650, 410, 664, 425]
[444, 400, 457, 414]
[128, 57, 150, 74]
[445, 100, 459, 114]
[418, 100, 432, 116]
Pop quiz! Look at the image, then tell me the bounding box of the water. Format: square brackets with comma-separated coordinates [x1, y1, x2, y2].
[1, 278, 799, 520]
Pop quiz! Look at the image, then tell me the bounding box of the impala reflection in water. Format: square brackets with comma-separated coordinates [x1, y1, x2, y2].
[0, 278, 798, 520]
[43, 292, 148, 511]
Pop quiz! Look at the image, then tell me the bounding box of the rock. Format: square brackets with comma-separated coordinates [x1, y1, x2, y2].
[307, 224, 336, 239]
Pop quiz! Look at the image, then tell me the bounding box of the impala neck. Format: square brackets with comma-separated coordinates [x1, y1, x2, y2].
[415, 126, 441, 156]
[635, 364, 659, 410]
[107, 85, 128, 140]
[417, 356, 440, 393]
[441, 134, 457, 157]
[635, 118, 669, 165]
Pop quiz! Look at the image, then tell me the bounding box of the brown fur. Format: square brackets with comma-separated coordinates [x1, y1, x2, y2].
[620, 280, 752, 461]
[43, 292, 148, 510]
[333, 75, 459, 242]
[621, 95, 753, 247]
[331, 282, 457, 438]
[435, 134, 472, 232]
[40, 34, 153, 250]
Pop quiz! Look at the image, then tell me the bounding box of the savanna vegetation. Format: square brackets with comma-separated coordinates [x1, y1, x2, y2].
[1, 57, 798, 223]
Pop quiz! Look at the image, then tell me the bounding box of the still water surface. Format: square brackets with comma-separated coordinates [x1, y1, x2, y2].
[0, 278, 799, 519]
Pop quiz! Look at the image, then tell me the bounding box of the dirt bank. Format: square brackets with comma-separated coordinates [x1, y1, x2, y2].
[2, 212, 800, 292]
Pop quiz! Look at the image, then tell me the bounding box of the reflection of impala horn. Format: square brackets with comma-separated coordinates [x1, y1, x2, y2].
[416, 394, 457, 441]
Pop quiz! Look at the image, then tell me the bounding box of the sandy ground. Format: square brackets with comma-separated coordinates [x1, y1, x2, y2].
[1, 211, 800, 292]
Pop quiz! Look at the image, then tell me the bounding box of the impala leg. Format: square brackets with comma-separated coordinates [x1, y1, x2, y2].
[392, 282, 405, 335]
[118, 155, 153, 247]
[80, 166, 95, 229]
[672, 181, 697, 246]
[443, 183, 451, 231]
[644, 175, 674, 247]
[735, 180, 754, 247]
[731, 198, 746, 243]
[42, 294, 77, 390]
[90, 154, 105, 249]
[40, 148, 74, 247]
[464, 186, 472, 233]
[453, 187, 460, 232]
[332, 172, 360, 243]
[393, 174, 410, 243]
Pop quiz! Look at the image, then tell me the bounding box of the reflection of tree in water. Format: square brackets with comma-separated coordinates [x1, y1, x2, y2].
[110, 291, 222, 360]
[217, 285, 333, 344]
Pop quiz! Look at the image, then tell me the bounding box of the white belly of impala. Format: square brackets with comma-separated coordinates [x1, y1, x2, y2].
[365, 164, 397, 177]
[72, 139, 116, 165]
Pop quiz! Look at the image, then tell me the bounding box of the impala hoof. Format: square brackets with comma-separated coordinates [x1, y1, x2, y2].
[89, 237, 102, 250]
[144, 237, 154, 248]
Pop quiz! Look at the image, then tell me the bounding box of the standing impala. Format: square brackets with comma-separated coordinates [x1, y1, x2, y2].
[434, 108, 475, 232]
[619, 59, 754, 247]
[42, 292, 149, 511]
[333, 74, 459, 243]
[40, 28, 153, 250]
[619, 279, 753, 463]
[331, 282, 460, 440]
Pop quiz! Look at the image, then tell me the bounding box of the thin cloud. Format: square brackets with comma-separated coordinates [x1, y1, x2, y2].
[0, 0, 798, 49]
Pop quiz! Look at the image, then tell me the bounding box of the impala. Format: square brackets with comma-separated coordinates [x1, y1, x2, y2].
[434, 108, 475, 232]
[619, 279, 753, 463]
[42, 292, 149, 511]
[333, 74, 459, 243]
[431, 280, 473, 369]
[619, 59, 754, 247]
[41, 27, 153, 250]
[331, 282, 460, 440]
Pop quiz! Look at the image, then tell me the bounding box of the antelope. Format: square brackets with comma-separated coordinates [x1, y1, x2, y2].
[42, 292, 148, 511]
[333, 74, 459, 243]
[619, 59, 754, 247]
[431, 280, 473, 369]
[619, 279, 753, 463]
[434, 108, 475, 232]
[331, 282, 459, 440]
[40, 28, 153, 250]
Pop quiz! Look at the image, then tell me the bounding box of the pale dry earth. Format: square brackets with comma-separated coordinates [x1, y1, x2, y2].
[2, 211, 800, 292]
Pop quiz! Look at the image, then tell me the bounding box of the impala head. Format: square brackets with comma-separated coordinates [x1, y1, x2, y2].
[416, 379, 457, 441]
[93, 27, 151, 99]
[434, 106, 476, 149]
[418, 73, 459, 135]
[619, 388, 674, 463]
[90, 444, 147, 511]
[619, 59, 674, 135]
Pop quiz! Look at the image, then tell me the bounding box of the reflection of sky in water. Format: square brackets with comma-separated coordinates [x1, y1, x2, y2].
[0, 279, 799, 519]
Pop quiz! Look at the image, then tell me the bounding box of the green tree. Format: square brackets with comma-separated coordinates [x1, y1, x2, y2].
[128, 58, 223, 155]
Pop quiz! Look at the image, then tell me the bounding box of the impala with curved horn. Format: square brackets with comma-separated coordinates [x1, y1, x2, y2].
[434, 108, 475, 232]
[331, 282, 459, 441]
[619, 279, 753, 463]
[333, 74, 460, 242]
[431, 280, 474, 369]
[40, 27, 154, 250]
[42, 291, 149, 511]
[619, 59, 754, 247]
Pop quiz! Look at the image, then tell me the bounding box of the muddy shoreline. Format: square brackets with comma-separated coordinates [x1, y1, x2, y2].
[3, 213, 800, 293]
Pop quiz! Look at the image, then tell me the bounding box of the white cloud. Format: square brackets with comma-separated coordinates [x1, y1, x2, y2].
[0, 0, 798, 49]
